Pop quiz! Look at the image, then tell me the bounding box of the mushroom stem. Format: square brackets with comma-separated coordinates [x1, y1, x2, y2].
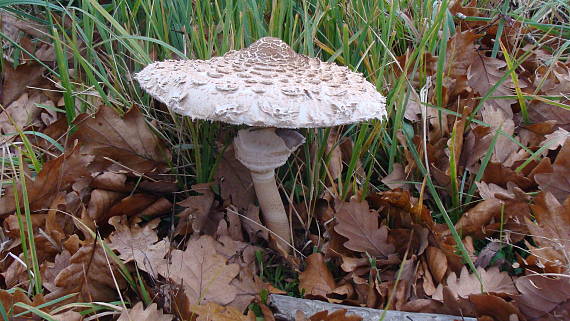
[233, 127, 305, 252]
[250, 170, 291, 248]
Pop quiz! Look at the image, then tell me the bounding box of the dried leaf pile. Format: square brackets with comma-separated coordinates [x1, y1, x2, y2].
[0, 3, 570, 321]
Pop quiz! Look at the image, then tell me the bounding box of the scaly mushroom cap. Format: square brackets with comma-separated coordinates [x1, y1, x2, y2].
[134, 37, 387, 128]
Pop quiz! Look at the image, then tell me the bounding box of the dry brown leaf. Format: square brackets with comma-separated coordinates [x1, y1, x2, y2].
[215, 145, 256, 210]
[107, 193, 159, 219]
[514, 274, 570, 320]
[481, 105, 519, 167]
[541, 128, 570, 151]
[71, 105, 170, 173]
[469, 293, 524, 321]
[299, 253, 336, 298]
[87, 189, 124, 222]
[117, 302, 173, 321]
[0, 93, 44, 138]
[189, 302, 255, 321]
[0, 288, 33, 315]
[333, 198, 394, 257]
[1, 61, 45, 106]
[468, 56, 515, 116]
[241, 204, 269, 242]
[41, 250, 72, 292]
[432, 266, 516, 301]
[535, 139, 570, 202]
[157, 235, 239, 306]
[175, 183, 215, 235]
[381, 163, 405, 189]
[48, 243, 127, 302]
[0, 144, 93, 216]
[526, 192, 570, 272]
[296, 309, 363, 321]
[52, 310, 82, 321]
[107, 216, 169, 274]
[426, 246, 447, 284]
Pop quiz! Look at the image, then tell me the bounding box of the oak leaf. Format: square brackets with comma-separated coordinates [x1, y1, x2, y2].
[107, 216, 170, 274]
[299, 253, 336, 299]
[157, 235, 239, 306]
[117, 302, 173, 321]
[48, 243, 127, 302]
[71, 105, 170, 173]
[0, 144, 94, 216]
[468, 56, 515, 116]
[514, 274, 570, 320]
[526, 192, 570, 272]
[333, 198, 394, 257]
[189, 302, 256, 321]
[535, 139, 570, 202]
[432, 266, 516, 301]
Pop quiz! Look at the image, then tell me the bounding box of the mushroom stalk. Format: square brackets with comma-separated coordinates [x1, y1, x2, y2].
[234, 128, 305, 252]
[250, 170, 291, 247]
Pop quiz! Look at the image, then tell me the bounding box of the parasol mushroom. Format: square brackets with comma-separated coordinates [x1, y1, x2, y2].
[134, 37, 386, 251]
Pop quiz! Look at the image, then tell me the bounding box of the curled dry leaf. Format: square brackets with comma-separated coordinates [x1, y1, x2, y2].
[469, 293, 524, 321]
[0, 144, 94, 216]
[157, 235, 239, 306]
[432, 266, 516, 301]
[175, 183, 215, 235]
[426, 246, 447, 284]
[514, 274, 570, 320]
[333, 198, 394, 258]
[117, 302, 173, 321]
[526, 192, 570, 272]
[48, 243, 127, 302]
[535, 139, 570, 203]
[299, 253, 336, 299]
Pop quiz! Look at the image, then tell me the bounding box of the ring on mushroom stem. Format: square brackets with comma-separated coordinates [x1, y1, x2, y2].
[134, 37, 387, 253]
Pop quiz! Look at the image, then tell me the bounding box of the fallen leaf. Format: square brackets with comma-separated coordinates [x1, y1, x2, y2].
[71, 105, 170, 173]
[189, 302, 255, 321]
[215, 145, 256, 210]
[1, 61, 45, 106]
[48, 243, 127, 302]
[469, 293, 524, 321]
[333, 198, 394, 258]
[0, 93, 44, 138]
[426, 246, 447, 284]
[107, 216, 170, 274]
[299, 253, 336, 299]
[175, 183, 215, 235]
[526, 192, 570, 272]
[52, 310, 82, 321]
[468, 55, 515, 116]
[535, 139, 570, 202]
[514, 274, 570, 320]
[117, 302, 173, 321]
[432, 266, 516, 301]
[157, 235, 239, 306]
[0, 144, 94, 216]
[296, 309, 362, 321]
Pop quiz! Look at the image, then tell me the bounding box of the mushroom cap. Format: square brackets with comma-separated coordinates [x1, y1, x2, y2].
[134, 37, 387, 128]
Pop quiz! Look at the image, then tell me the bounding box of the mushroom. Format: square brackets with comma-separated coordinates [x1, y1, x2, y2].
[134, 37, 386, 251]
